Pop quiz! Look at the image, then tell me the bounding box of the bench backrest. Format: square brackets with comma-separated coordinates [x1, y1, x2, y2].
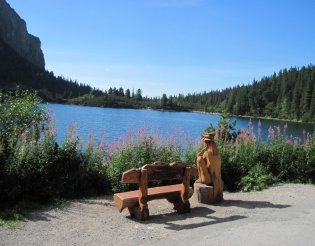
[121, 161, 195, 184]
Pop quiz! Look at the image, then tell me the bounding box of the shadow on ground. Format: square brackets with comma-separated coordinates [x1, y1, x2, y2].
[215, 199, 291, 209]
[26, 212, 58, 222]
[127, 206, 246, 231]
[126, 198, 291, 230]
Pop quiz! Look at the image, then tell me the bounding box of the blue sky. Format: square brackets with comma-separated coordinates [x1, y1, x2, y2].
[6, 0, 315, 97]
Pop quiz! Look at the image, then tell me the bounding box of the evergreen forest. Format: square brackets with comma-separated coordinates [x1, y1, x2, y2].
[182, 65, 315, 122]
[67, 65, 315, 123]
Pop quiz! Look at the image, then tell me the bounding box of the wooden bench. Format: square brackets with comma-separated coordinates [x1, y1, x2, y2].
[113, 161, 197, 221]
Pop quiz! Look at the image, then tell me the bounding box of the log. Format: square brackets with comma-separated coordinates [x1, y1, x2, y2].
[193, 182, 223, 204]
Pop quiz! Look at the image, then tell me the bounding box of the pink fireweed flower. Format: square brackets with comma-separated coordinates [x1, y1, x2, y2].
[268, 126, 275, 139]
[303, 129, 307, 145]
[88, 131, 94, 149]
[67, 122, 77, 143]
[225, 128, 229, 141]
[47, 111, 57, 136]
[21, 130, 30, 143]
[283, 123, 288, 137]
[48, 124, 57, 137]
[276, 126, 281, 137]
[248, 118, 253, 130]
[258, 119, 262, 128]
[293, 137, 300, 145]
[286, 138, 293, 145]
[257, 120, 262, 138]
[96, 134, 105, 151]
[304, 133, 311, 147]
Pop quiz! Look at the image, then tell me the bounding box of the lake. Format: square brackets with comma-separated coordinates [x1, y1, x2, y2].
[46, 103, 315, 145]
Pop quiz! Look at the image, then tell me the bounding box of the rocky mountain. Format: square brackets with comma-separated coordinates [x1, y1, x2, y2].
[0, 0, 100, 101]
[0, 0, 45, 68]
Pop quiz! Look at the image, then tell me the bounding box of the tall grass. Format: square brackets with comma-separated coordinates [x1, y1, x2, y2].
[214, 119, 315, 191]
[0, 116, 109, 206]
[0, 93, 111, 226]
[105, 125, 198, 192]
[2, 116, 314, 206]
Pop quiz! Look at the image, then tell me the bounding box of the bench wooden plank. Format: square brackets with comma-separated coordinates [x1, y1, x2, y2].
[114, 184, 183, 212]
[121, 168, 140, 184]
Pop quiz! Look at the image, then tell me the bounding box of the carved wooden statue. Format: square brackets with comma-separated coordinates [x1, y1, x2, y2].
[195, 132, 223, 203]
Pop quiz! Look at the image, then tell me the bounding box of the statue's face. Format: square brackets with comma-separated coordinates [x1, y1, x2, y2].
[204, 141, 211, 148]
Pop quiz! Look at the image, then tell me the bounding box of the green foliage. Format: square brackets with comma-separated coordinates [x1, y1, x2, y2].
[0, 88, 47, 150]
[206, 114, 238, 142]
[219, 144, 243, 191]
[91, 116, 315, 194]
[238, 164, 274, 192]
[0, 90, 109, 206]
[207, 116, 315, 192]
[0, 210, 24, 229]
[107, 136, 183, 193]
[183, 144, 199, 167]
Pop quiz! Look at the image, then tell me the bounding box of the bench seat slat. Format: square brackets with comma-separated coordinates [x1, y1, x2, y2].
[114, 184, 182, 212]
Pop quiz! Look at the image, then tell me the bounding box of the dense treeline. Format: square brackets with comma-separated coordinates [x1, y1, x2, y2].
[68, 87, 192, 111]
[0, 37, 102, 101]
[178, 65, 315, 122]
[70, 65, 315, 122]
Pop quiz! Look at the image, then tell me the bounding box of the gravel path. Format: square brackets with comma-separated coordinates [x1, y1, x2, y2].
[1, 183, 315, 246]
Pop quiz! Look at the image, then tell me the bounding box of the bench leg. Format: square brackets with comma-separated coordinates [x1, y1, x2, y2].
[167, 195, 190, 214]
[173, 199, 190, 214]
[128, 207, 136, 217]
[128, 205, 149, 221]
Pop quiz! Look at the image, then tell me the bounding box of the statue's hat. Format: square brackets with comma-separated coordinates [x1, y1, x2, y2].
[202, 132, 215, 142]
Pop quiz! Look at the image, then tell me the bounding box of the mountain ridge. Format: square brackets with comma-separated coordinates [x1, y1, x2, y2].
[0, 0, 45, 69]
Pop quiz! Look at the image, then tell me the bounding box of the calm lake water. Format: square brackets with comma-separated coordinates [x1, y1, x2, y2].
[46, 103, 315, 145]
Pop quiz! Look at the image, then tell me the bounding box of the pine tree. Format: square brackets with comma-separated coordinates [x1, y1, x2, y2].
[309, 85, 315, 122]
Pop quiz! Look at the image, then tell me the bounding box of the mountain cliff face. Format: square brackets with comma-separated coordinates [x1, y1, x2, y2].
[0, 0, 45, 69]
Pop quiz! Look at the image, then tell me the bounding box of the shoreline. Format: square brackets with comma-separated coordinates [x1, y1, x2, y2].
[47, 101, 315, 125]
[192, 110, 315, 125]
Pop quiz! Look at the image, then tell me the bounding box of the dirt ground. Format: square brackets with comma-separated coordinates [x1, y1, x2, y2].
[1, 183, 315, 246]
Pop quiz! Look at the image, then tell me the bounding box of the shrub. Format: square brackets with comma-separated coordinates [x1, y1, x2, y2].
[220, 144, 243, 191]
[106, 127, 189, 193]
[0, 88, 47, 151]
[238, 164, 274, 192]
[208, 116, 315, 191]
[302, 132, 315, 183]
[0, 89, 48, 204]
[0, 90, 109, 206]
